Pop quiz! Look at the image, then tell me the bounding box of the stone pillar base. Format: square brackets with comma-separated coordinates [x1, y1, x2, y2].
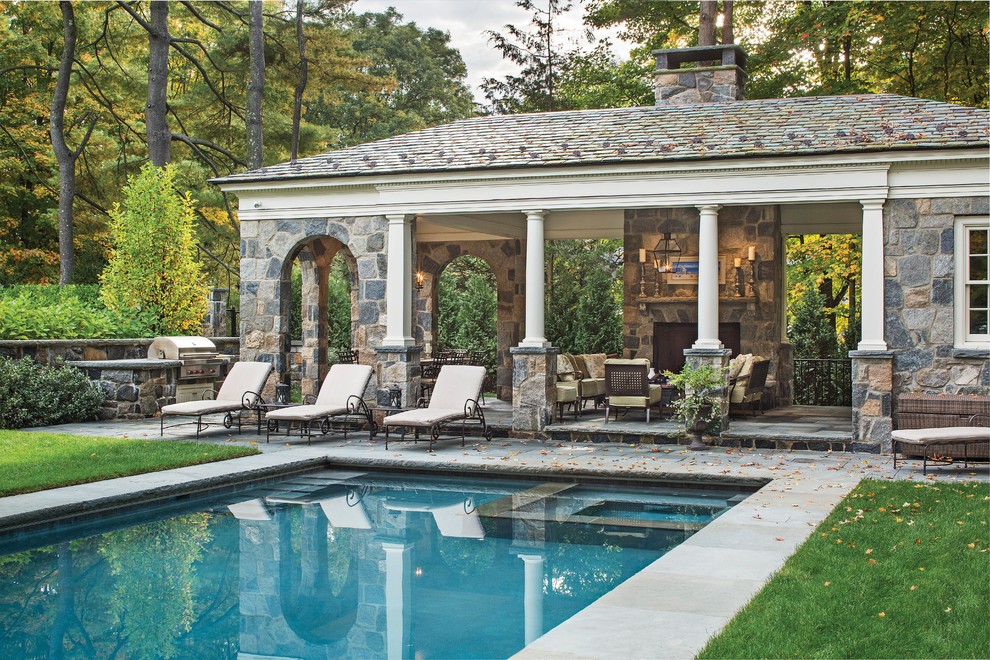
[511, 346, 559, 436]
[375, 345, 423, 408]
[849, 350, 893, 452]
[683, 348, 732, 434]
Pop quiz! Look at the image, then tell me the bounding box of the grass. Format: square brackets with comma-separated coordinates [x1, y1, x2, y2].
[0, 430, 259, 497]
[699, 478, 990, 659]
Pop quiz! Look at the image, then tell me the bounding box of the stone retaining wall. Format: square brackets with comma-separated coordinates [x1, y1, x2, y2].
[69, 359, 179, 420]
[0, 337, 239, 363]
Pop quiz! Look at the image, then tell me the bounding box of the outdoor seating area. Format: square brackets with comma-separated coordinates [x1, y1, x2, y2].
[263, 364, 374, 443]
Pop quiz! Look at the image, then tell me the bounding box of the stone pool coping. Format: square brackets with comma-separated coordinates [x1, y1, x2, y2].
[1, 426, 984, 658]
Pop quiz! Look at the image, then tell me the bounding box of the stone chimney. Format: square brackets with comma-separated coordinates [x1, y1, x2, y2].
[652, 45, 747, 105]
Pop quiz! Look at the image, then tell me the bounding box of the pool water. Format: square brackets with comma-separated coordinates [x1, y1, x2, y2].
[0, 469, 749, 659]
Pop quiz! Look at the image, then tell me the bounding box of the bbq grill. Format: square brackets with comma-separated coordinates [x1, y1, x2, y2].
[149, 336, 231, 402]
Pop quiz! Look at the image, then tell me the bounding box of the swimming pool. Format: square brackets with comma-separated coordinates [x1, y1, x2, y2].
[0, 469, 750, 659]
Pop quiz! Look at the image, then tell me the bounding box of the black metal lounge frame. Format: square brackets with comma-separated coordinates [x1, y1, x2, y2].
[265, 395, 377, 444]
[383, 398, 492, 450]
[159, 390, 264, 439]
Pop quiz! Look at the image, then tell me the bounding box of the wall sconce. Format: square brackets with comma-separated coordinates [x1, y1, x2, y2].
[415, 271, 425, 291]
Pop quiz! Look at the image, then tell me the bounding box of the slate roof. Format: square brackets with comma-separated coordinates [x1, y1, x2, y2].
[213, 94, 988, 185]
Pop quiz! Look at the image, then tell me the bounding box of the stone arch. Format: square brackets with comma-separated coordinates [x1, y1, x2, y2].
[240, 215, 388, 397]
[416, 240, 524, 400]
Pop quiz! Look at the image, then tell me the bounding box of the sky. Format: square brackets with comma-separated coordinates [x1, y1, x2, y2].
[352, 0, 633, 104]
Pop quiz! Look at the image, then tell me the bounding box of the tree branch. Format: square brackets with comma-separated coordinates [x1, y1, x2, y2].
[179, 1, 224, 33]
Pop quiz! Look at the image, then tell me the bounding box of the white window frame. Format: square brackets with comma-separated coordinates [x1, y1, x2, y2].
[953, 216, 990, 349]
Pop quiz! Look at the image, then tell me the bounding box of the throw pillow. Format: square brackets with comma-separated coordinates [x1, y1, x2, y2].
[583, 354, 607, 379]
[728, 353, 749, 380]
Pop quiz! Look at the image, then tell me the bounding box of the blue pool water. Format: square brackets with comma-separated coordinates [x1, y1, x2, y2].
[0, 469, 749, 659]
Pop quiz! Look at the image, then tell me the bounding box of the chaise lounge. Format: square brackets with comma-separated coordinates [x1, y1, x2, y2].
[263, 363, 374, 442]
[382, 365, 492, 449]
[160, 361, 273, 438]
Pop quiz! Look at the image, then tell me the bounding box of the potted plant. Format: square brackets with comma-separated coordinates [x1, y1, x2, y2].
[663, 362, 726, 450]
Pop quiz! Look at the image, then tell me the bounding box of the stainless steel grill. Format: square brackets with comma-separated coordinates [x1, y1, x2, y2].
[149, 336, 228, 380]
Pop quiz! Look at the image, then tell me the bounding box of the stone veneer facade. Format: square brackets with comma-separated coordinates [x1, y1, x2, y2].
[416, 240, 525, 400]
[884, 196, 990, 396]
[240, 216, 387, 399]
[69, 359, 179, 420]
[623, 206, 790, 406]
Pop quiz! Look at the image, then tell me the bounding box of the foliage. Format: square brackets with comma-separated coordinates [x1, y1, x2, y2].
[556, 41, 654, 109]
[586, 1, 989, 108]
[100, 515, 212, 659]
[0, 430, 257, 496]
[699, 479, 990, 659]
[437, 255, 497, 371]
[662, 362, 725, 433]
[289, 255, 352, 349]
[786, 234, 861, 356]
[314, 8, 476, 146]
[0, 357, 104, 429]
[546, 240, 623, 356]
[99, 164, 208, 336]
[0, 285, 153, 339]
[481, 0, 591, 113]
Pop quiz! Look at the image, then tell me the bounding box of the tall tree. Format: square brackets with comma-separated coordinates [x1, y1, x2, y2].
[146, 0, 171, 166]
[50, 1, 95, 284]
[246, 0, 265, 170]
[482, 0, 589, 114]
[290, 0, 307, 163]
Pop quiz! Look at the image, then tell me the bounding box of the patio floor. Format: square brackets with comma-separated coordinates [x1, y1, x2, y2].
[2, 415, 985, 659]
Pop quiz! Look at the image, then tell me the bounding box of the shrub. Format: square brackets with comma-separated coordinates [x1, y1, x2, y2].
[0, 285, 154, 339]
[0, 357, 105, 429]
[100, 163, 208, 335]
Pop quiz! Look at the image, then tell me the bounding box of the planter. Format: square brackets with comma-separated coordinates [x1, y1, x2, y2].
[688, 412, 710, 451]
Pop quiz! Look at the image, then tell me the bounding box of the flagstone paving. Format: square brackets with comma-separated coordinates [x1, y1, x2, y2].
[3, 417, 986, 659]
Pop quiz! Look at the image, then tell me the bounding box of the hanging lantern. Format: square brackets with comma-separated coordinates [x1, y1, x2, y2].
[651, 233, 682, 282]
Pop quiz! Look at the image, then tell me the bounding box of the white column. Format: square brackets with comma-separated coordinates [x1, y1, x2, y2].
[518, 554, 545, 645]
[383, 541, 412, 660]
[693, 204, 723, 349]
[520, 210, 550, 347]
[858, 200, 888, 351]
[383, 214, 415, 346]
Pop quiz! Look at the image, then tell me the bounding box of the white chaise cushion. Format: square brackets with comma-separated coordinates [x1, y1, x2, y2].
[161, 361, 273, 415]
[427, 365, 486, 411]
[891, 427, 989, 446]
[264, 363, 373, 422]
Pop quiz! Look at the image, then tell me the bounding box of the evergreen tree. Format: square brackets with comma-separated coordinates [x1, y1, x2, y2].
[788, 288, 841, 358]
[99, 164, 207, 335]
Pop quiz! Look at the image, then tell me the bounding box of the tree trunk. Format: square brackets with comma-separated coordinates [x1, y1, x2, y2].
[290, 0, 307, 163]
[51, 1, 77, 284]
[246, 0, 265, 170]
[146, 0, 171, 166]
[699, 1, 717, 46]
[721, 1, 734, 45]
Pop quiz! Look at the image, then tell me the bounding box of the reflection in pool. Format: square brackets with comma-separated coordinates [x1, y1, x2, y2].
[0, 469, 749, 659]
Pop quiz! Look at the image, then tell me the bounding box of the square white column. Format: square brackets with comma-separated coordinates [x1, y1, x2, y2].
[858, 200, 888, 351]
[383, 213, 415, 347]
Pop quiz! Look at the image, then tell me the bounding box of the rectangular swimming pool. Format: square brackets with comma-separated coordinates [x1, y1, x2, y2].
[0, 469, 751, 659]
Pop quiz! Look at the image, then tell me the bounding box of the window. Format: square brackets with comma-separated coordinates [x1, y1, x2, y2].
[954, 217, 990, 348]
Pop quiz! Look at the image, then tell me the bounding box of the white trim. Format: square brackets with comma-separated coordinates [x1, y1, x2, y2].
[954, 216, 990, 349]
[223, 149, 987, 222]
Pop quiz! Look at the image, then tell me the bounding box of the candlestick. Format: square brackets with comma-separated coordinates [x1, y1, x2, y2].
[733, 257, 742, 268]
[747, 246, 756, 261]
[639, 248, 647, 263]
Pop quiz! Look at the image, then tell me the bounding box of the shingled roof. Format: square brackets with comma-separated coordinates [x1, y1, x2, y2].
[213, 94, 988, 185]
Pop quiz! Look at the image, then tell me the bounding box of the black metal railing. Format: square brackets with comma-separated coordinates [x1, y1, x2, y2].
[793, 358, 852, 407]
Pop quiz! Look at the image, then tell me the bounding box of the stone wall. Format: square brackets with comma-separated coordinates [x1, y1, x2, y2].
[884, 196, 990, 398]
[0, 338, 238, 362]
[654, 66, 746, 105]
[69, 359, 178, 420]
[240, 215, 387, 397]
[416, 239, 525, 400]
[623, 206, 784, 389]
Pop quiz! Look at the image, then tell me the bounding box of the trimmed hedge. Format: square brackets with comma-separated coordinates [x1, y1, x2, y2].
[0, 285, 153, 340]
[0, 356, 105, 429]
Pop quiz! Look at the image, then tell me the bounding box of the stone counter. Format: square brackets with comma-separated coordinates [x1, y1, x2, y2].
[68, 359, 180, 420]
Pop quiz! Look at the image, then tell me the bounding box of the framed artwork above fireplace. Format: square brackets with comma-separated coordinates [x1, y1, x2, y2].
[666, 256, 729, 284]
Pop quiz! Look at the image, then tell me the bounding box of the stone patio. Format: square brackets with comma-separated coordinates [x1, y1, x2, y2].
[1, 417, 985, 659]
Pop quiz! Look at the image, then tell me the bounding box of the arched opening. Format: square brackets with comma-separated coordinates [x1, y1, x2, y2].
[435, 255, 497, 388]
[284, 237, 358, 399]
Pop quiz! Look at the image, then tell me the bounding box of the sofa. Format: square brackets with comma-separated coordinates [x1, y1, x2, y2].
[555, 353, 608, 419]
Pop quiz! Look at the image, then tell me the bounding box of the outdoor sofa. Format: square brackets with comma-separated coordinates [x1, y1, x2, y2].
[159, 361, 272, 438]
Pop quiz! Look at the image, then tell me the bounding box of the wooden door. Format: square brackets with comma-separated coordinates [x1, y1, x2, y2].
[652, 322, 741, 374]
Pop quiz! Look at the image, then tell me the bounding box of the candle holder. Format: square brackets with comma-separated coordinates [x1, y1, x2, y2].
[388, 384, 403, 408]
[639, 262, 648, 297]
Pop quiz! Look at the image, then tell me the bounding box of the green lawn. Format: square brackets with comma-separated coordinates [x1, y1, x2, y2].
[0, 430, 259, 497]
[699, 479, 990, 659]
